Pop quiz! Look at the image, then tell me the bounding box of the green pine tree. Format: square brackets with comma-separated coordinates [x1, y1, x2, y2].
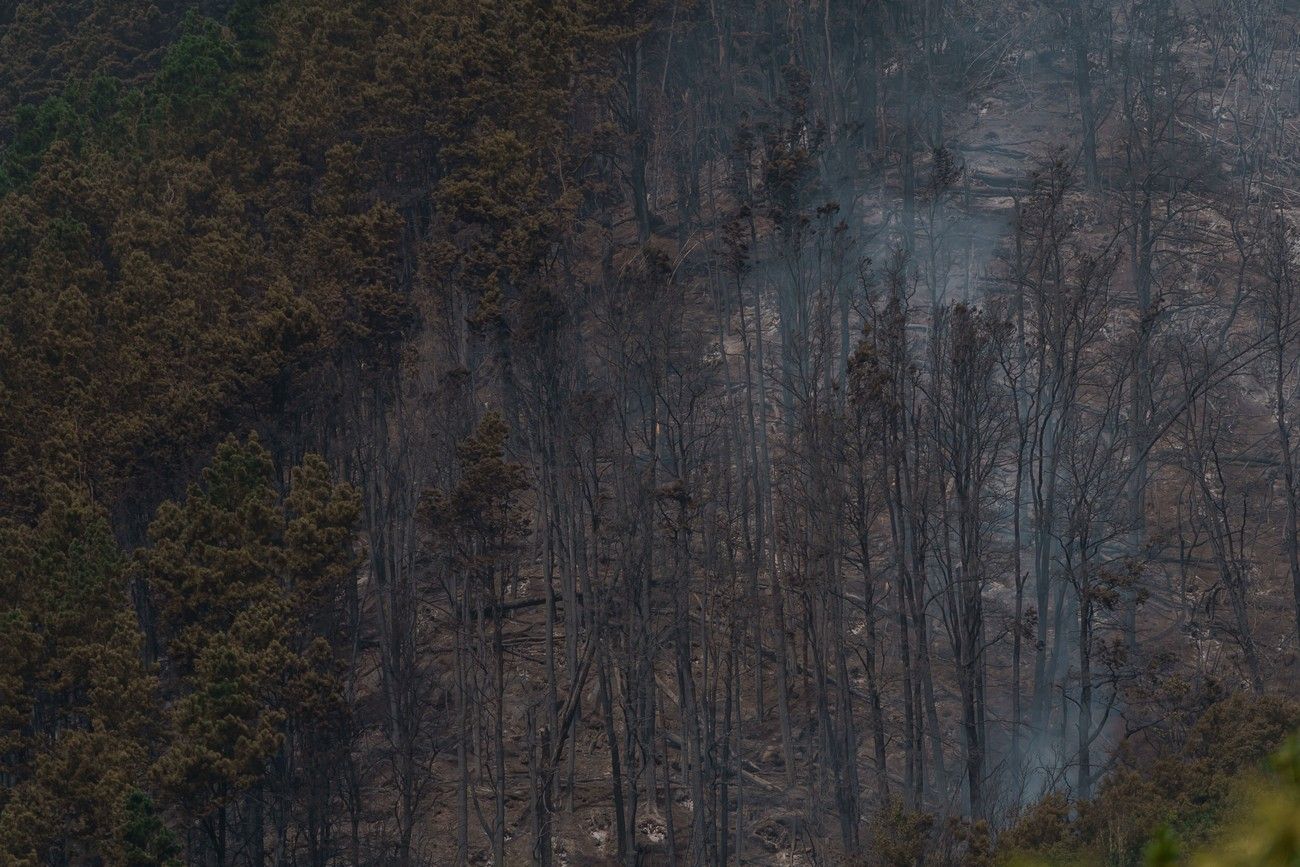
[0, 491, 157, 864]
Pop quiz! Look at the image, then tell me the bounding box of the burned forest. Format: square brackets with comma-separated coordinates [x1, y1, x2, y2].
[6, 0, 1300, 863]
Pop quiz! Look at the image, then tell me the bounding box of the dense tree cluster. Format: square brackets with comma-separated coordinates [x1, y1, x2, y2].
[5, 0, 1300, 864]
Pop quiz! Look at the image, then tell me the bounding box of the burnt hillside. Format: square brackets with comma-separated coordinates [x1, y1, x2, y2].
[4, 0, 1300, 864]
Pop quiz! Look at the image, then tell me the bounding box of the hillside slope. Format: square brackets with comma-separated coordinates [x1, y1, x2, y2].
[3, 0, 1300, 864]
